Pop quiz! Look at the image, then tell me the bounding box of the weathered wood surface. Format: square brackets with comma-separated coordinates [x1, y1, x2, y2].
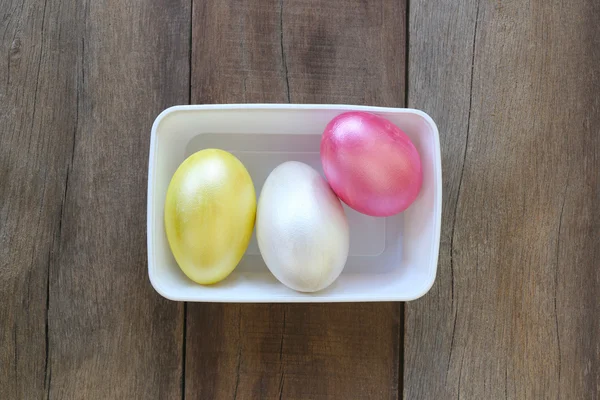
[2, 0, 599, 398]
[1, 0, 189, 398]
[1, 0, 72, 397]
[405, 0, 600, 398]
[185, 0, 405, 399]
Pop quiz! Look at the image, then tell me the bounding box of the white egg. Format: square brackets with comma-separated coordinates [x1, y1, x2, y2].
[257, 161, 350, 292]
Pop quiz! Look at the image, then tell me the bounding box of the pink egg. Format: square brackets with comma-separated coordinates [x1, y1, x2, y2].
[320, 111, 422, 217]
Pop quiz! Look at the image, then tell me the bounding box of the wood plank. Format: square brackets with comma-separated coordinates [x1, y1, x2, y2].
[1, 0, 76, 397]
[186, 1, 405, 399]
[405, 0, 600, 398]
[41, 0, 190, 398]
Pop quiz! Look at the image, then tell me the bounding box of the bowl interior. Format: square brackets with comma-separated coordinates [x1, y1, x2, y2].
[148, 105, 440, 302]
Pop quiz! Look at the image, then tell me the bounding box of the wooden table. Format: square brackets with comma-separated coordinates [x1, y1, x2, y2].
[2, 0, 598, 398]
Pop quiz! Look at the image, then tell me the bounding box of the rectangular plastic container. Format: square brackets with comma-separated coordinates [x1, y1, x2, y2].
[148, 104, 441, 302]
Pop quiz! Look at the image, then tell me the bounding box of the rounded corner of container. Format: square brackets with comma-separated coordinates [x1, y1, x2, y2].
[151, 105, 186, 135]
[406, 273, 438, 302]
[148, 268, 180, 302]
[407, 108, 439, 131]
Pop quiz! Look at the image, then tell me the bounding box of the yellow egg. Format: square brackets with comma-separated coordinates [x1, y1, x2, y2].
[164, 149, 256, 284]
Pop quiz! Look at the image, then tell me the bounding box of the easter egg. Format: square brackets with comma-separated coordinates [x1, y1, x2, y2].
[256, 161, 349, 292]
[164, 149, 256, 284]
[320, 111, 422, 217]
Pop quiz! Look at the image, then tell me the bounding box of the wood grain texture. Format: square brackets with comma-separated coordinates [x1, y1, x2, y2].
[1, 0, 74, 397]
[405, 0, 600, 398]
[186, 1, 405, 399]
[1, 0, 189, 398]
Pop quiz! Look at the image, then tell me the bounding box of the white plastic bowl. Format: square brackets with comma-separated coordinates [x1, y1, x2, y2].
[147, 104, 441, 302]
